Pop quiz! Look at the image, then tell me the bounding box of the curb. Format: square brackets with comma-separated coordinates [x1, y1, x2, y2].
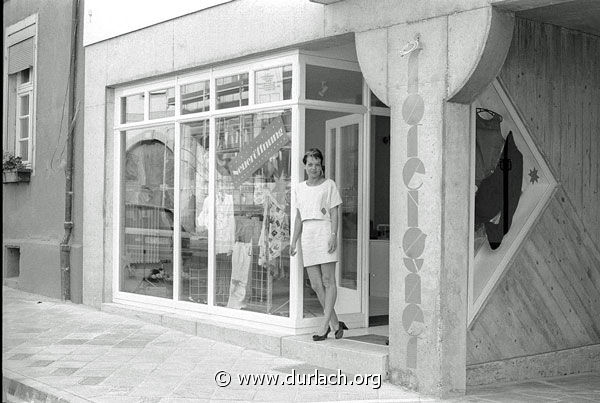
[2, 370, 91, 403]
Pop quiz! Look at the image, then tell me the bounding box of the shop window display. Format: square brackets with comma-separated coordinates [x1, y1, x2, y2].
[179, 120, 210, 303]
[120, 126, 175, 298]
[208, 109, 292, 316]
[469, 80, 556, 322]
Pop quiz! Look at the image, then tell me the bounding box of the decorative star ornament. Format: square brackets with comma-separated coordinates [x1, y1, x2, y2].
[529, 167, 540, 184]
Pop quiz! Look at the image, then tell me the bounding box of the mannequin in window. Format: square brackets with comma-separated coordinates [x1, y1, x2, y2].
[474, 108, 523, 250]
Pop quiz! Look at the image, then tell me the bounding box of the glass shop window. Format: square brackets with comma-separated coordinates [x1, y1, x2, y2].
[305, 65, 363, 105]
[181, 80, 210, 114]
[215, 73, 249, 110]
[120, 125, 175, 299]
[254, 65, 292, 104]
[212, 109, 292, 316]
[179, 120, 210, 304]
[121, 93, 144, 123]
[149, 88, 175, 120]
[470, 80, 555, 321]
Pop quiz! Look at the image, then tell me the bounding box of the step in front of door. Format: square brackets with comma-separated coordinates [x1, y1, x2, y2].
[282, 334, 389, 379]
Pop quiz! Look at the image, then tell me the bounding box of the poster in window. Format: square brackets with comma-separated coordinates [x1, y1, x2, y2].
[255, 67, 283, 103]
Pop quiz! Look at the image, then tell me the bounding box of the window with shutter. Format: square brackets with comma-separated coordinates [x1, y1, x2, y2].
[4, 16, 37, 168]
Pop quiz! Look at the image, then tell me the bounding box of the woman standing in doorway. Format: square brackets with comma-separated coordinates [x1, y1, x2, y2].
[290, 148, 348, 341]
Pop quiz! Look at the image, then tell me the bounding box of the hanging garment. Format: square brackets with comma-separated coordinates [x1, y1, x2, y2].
[227, 242, 252, 309]
[197, 193, 235, 254]
[255, 180, 290, 270]
[235, 216, 262, 244]
[475, 132, 523, 249]
[475, 111, 505, 188]
[257, 203, 290, 269]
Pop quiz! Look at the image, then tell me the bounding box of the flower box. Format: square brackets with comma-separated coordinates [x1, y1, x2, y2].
[2, 168, 31, 184]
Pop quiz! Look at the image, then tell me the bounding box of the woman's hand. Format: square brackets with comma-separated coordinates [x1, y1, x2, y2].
[290, 243, 297, 256]
[328, 233, 337, 253]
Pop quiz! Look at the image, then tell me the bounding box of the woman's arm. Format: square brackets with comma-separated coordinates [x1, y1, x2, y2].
[328, 205, 339, 253]
[290, 209, 302, 256]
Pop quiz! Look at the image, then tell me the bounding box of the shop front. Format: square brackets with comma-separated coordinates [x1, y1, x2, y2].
[111, 49, 392, 333]
[84, 0, 599, 397]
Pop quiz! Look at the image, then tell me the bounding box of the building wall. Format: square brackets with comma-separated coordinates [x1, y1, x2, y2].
[2, 0, 84, 301]
[467, 18, 600, 367]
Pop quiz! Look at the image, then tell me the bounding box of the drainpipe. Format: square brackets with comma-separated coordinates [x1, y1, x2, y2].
[60, 0, 80, 301]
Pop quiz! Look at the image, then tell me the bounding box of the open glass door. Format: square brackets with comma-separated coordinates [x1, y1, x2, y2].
[325, 114, 365, 318]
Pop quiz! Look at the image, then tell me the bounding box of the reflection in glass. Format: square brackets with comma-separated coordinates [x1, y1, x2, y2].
[255, 65, 292, 104]
[149, 88, 175, 120]
[306, 65, 363, 104]
[19, 68, 31, 85]
[19, 118, 29, 139]
[120, 125, 175, 299]
[180, 120, 210, 304]
[121, 94, 144, 123]
[216, 73, 249, 109]
[337, 124, 359, 290]
[213, 109, 292, 316]
[181, 81, 210, 114]
[18, 139, 28, 161]
[20, 94, 29, 115]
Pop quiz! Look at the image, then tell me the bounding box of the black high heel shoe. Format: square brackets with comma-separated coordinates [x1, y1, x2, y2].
[312, 327, 331, 341]
[335, 321, 349, 339]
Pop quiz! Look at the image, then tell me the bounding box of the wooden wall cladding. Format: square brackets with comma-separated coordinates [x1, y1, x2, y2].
[500, 18, 600, 244]
[467, 18, 600, 365]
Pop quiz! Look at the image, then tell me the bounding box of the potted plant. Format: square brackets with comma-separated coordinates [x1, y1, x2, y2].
[3, 152, 31, 183]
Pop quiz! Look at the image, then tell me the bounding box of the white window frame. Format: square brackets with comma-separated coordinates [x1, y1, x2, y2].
[16, 77, 34, 165]
[112, 49, 381, 332]
[3, 14, 38, 171]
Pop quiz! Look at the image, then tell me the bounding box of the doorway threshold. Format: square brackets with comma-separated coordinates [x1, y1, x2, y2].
[102, 302, 389, 379]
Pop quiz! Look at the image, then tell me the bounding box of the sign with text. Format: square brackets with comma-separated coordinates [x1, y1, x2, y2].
[229, 116, 290, 187]
[255, 67, 284, 103]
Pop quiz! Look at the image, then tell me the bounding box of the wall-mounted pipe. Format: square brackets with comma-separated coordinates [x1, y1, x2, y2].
[60, 0, 80, 301]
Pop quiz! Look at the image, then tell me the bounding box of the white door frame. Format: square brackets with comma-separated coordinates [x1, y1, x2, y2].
[324, 114, 367, 324]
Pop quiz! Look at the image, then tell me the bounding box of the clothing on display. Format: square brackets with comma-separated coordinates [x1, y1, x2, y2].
[227, 242, 253, 309]
[475, 109, 506, 188]
[475, 130, 523, 250]
[235, 216, 262, 244]
[196, 192, 235, 254]
[255, 179, 290, 271]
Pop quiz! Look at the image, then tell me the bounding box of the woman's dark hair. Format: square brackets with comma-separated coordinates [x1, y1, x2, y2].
[302, 148, 324, 167]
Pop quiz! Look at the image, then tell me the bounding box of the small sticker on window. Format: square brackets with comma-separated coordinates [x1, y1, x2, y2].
[321, 208, 327, 215]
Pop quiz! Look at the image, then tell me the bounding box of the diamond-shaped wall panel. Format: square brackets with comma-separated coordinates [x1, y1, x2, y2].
[468, 79, 557, 326]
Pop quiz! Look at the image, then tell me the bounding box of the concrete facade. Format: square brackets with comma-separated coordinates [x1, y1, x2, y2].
[81, 0, 598, 397]
[2, 0, 85, 302]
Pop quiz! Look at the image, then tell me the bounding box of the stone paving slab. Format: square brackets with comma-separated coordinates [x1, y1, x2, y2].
[3, 286, 599, 402]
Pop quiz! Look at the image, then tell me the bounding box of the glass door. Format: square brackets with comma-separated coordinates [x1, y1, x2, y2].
[325, 114, 364, 316]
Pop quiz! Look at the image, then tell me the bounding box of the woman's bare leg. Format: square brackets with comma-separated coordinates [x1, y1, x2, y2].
[320, 262, 340, 333]
[307, 265, 339, 333]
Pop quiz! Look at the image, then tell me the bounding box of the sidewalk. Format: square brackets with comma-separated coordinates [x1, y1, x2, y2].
[2, 286, 599, 402]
